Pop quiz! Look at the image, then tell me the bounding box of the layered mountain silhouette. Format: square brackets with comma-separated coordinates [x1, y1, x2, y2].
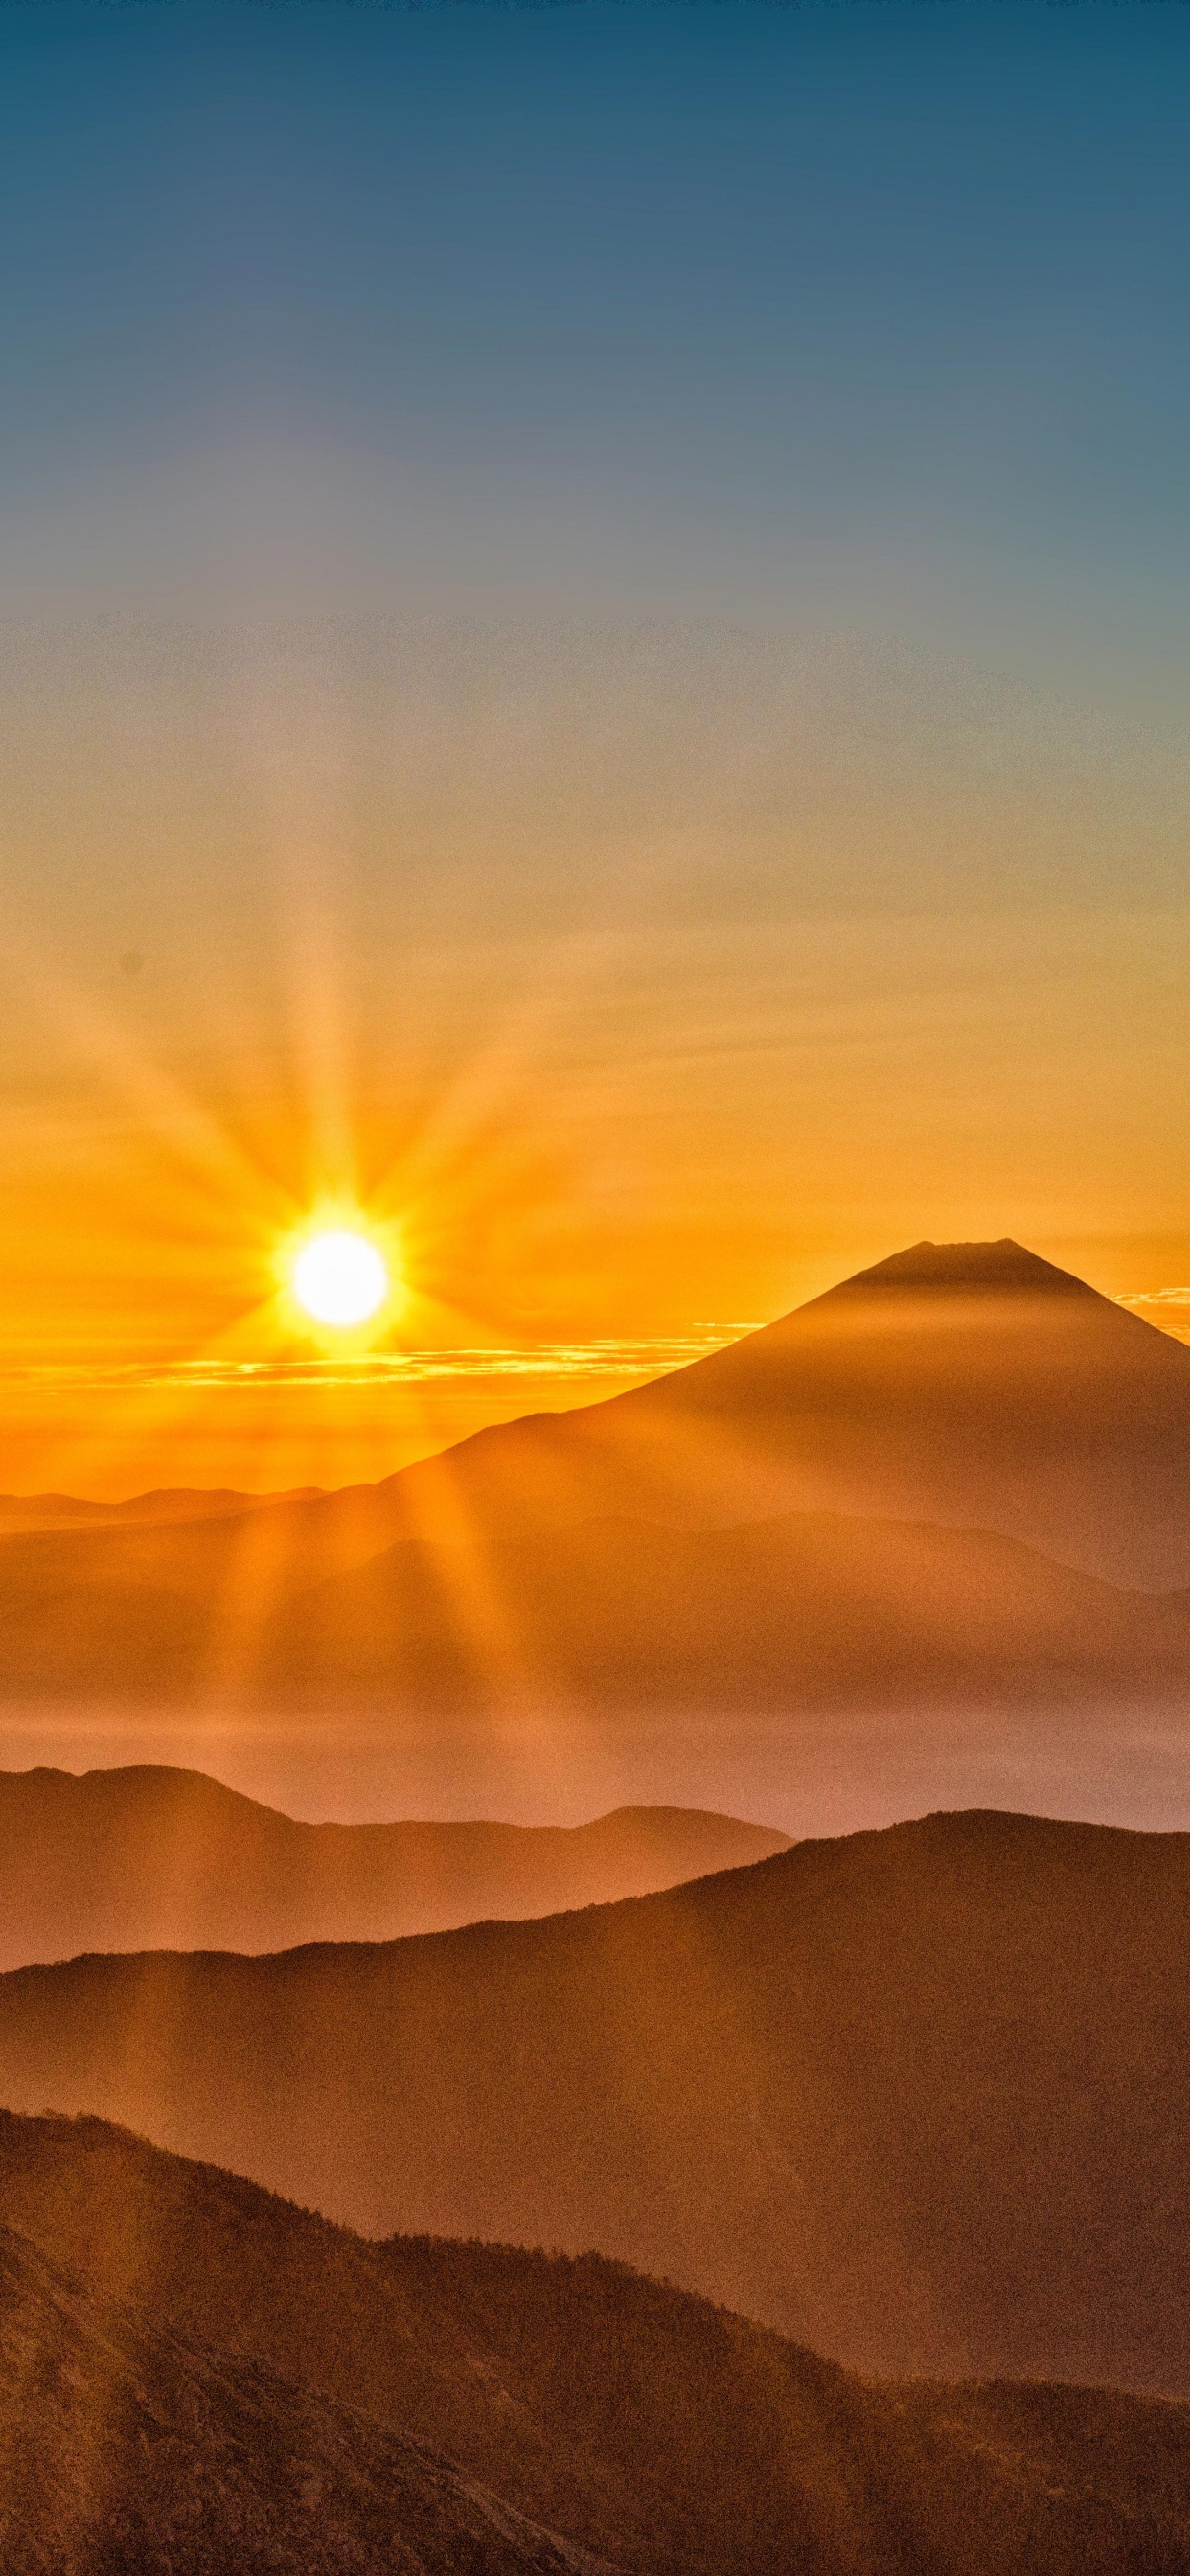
[2, 2108, 1188, 2576]
[0, 1810, 1187, 2393]
[4, 1239, 1190, 1713]
[0, 1764, 787, 1967]
[2, 1239, 1183, 2563]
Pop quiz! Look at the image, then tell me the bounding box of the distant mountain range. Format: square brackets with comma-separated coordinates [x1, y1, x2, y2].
[1, 2107, 1187, 2575]
[1, 1808, 1186, 2395]
[5, 1239, 1190, 1714]
[0, 1764, 788, 1967]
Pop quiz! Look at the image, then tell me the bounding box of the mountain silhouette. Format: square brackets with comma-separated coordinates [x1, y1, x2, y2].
[0, 1764, 787, 1967]
[0, 1810, 1186, 2392]
[371, 1236, 1190, 1587]
[1, 2108, 1188, 2576]
[2, 1238, 1190, 1717]
[0, 2222, 610, 2575]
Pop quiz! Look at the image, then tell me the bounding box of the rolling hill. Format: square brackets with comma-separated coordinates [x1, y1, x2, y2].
[0, 1809, 1186, 2392]
[1, 2107, 1188, 2576]
[0, 1764, 788, 1966]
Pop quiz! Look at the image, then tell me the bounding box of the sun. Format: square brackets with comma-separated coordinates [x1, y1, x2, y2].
[291, 1229, 390, 1329]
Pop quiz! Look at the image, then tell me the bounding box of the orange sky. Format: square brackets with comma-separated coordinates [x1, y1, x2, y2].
[4, 7, 1190, 1503]
[1, 617, 1188, 1498]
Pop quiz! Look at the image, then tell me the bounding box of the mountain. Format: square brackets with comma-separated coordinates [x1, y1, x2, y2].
[0, 1810, 1186, 2392]
[362, 1236, 1190, 1587]
[1, 2108, 1188, 2576]
[0, 2225, 742, 2576]
[0, 2223, 606, 2576]
[3, 1238, 1190, 1717]
[0, 1764, 788, 1967]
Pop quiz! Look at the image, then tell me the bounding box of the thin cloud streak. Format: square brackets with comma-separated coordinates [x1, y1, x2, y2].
[1116, 1291, 1190, 1345]
[0, 1328, 747, 1396]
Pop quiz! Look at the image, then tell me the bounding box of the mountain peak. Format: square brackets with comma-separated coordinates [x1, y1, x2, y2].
[824, 1238, 1097, 1300]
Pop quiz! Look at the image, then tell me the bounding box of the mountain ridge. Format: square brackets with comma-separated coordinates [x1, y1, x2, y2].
[0, 1765, 789, 1967]
[0, 1807, 1185, 2391]
[1, 2106, 1188, 2576]
[0, 2215, 613, 2576]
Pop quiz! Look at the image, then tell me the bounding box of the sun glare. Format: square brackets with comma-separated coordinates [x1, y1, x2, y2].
[291, 1230, 390, 1329]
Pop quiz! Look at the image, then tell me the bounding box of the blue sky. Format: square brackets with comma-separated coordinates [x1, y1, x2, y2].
[3, 0, 1188, 664]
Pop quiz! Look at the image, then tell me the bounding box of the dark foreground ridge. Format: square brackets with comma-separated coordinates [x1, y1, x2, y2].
[0, 2108, 1188, 2576]
[0, 1809, 1187, 2391]
[0, 2220, 607, 2576]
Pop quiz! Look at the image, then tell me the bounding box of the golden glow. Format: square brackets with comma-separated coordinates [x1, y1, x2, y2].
[290, 1230, 390, 1329]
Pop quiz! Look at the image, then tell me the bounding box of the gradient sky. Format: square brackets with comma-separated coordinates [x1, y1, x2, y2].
[2, 0, 1189, 1494]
